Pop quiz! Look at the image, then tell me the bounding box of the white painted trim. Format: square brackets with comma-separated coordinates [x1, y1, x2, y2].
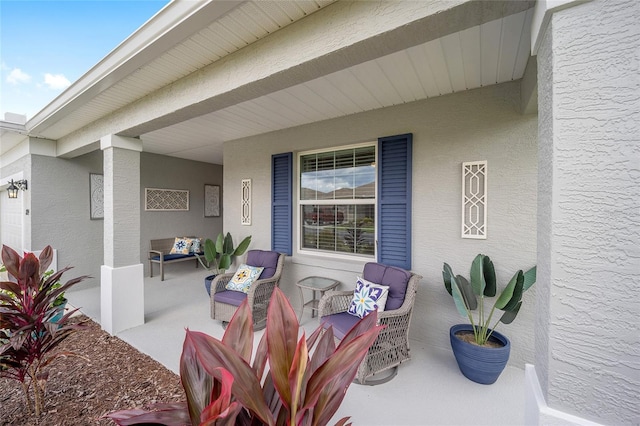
[28, 138, 57, 157]
[28, 0, 245, 135]
[101, 264, 144, 335]
[531, 0, 592, 55]
[525, 364, 604, 426]
[100, 134, 143, 152]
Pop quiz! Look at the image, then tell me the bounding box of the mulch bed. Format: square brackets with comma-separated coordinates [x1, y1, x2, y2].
[1, 315, 184, 425]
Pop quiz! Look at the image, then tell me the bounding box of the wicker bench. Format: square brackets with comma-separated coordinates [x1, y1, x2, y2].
[148, 237, 203, 281]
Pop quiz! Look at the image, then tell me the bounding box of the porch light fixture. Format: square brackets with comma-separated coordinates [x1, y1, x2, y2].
[7, 179, 28, 199]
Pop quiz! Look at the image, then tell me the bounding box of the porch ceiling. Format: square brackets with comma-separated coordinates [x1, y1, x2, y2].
[141, 7, 534, 165]
[24, 0, 536, 165]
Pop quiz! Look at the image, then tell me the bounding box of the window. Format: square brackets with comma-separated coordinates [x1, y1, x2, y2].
[298, 145, 376, 258]
[272, 133, 412, 269]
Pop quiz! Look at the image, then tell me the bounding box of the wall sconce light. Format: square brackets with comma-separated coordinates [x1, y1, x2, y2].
[7, 179, 28, 199]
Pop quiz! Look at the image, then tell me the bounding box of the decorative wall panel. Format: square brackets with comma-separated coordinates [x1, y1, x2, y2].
[145, 188, 189, 211]
[204, 184, 220, 217]
[241, 179, 251, 225]
[90, 173, 104, 220]
[462, 161, 487, 239]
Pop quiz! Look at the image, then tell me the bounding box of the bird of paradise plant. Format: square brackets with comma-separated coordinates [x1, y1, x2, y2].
[443, 254, 536, 346]
[104, 287, 384, 425]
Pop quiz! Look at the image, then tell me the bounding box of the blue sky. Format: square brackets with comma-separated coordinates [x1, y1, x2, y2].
[0, 0, 170, 121]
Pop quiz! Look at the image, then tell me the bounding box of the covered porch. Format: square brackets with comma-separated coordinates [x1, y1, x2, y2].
[1, 0, 637, 424]
[65, 260, 525, 426]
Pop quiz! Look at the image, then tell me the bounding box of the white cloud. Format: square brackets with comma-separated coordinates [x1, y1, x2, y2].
[7, 68, 31, 85]
[43, 73, 71, 90]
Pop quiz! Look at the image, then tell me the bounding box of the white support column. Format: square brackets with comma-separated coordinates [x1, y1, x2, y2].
[100, 134, 144, 335]
[530, 0, 640, 424]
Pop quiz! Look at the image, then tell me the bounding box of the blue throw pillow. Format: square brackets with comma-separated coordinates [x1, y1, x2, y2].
[347, 276, 390, 319]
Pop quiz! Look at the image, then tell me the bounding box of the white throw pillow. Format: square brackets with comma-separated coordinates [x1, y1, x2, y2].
[225, 264, 264, 293]
[347, 276, 390, 319]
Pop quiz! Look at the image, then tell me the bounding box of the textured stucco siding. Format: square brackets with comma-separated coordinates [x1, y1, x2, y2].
[139, 153, 223, 276]
[104, 147, 140, 268]
[537, 0, 640, 424]
[30, 152, 103, 290]
[223, 81, 538, 367]
[535, 10, 554, 400]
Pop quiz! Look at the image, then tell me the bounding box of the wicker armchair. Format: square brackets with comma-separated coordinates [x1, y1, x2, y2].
[318, 262, 422, 385]
[210, 250, 285, 330]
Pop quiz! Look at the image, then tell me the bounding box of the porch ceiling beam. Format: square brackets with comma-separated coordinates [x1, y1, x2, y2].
[56, 0, 534, 158]
[28, 0, 245, 137]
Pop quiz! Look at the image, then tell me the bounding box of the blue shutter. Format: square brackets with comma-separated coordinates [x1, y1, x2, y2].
[272, 152, 293, 255]
[377, 134, 412, 269]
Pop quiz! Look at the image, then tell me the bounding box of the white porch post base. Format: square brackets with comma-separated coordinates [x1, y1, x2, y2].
[100, 264, 144, 335]
[524, 365, 604, 426]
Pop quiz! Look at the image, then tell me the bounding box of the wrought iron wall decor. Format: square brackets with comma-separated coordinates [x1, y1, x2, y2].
[204, 184, 220, 217]
[145, 188, 190, 211]
[462, 161, 487, 239]
[90, 173, 104, 220]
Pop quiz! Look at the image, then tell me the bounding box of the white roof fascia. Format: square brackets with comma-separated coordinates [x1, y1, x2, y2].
[531, 0, 591, 55]
[28, 0, 245, 136]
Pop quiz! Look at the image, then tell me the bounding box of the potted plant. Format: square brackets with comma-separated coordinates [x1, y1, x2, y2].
[196, 232, 251, 296]
[44, 270, 67, 323]
[104, 287, 383, 425]
[0, 245, 88, 416]
[442, 254, 536, 384]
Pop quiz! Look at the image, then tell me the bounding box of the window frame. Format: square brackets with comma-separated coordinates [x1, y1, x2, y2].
[296, 141, 377, 261]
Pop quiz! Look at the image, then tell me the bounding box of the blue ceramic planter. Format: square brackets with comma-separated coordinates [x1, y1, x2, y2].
[204, 274, 217, 296]
[51, 300, 67, 324]
[449, 324, 510, 385]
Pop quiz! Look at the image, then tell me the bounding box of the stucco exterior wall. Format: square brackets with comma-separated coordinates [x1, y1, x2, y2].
[535, 0, 640, 424]
[30, 152, 103, 290]
[140, 153, 223, 276]
[535, 8, 554, 399]
[223, 81, 538, 366]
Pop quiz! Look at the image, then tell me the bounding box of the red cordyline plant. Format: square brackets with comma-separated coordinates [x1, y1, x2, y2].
[0, 244, 88, 416]
[105, 287, 384, 426]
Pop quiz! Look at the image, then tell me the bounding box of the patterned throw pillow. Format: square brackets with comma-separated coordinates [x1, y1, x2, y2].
[347, 276, 390, 319]
[170, 237, 191, 254]
[189, 238, 202, 253]
[226, 264, 265, 293]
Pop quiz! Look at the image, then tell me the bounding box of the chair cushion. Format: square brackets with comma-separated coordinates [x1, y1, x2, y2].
[226, 264, 264, 293]
[347, 276, 389, 319]
[152, 253, 193, 261]
[246, 250, 280, 279]
[214, 290, 247, 306]
[363, 262, 412, 310]
[321, 312, 360, 340]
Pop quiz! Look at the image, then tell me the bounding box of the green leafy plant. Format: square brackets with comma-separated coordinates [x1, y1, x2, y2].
[442, 254, 536, 346]
[104, 287, 384, 425]
[196, 232, 251, 274]
[43, 269, 66, 308]
[0, 245, 88, 416]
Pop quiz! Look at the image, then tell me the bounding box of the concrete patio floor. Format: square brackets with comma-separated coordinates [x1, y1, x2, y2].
[66, 261, 525, 425]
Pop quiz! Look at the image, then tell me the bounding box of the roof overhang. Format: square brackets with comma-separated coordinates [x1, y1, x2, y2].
[5, 0, 538, 165]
